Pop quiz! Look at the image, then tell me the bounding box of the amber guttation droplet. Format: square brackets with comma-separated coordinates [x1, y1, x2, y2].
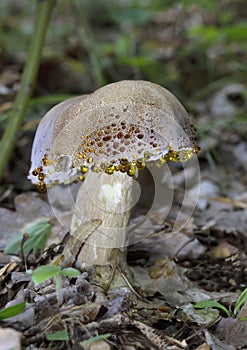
[137, 134, 144, 139]
[42, 154, 50, 166]
[36, 166, 43, 173]
[98, 130, 104, 136]
[32, 170, 38, 176]
[118, 158, 131, 173]
[79, 175, 85, 181]
[87, 157, 93, 163]
[37, 181, 46, 192]
[38, 173, 45, 181]
[136, 160, 145, 170]
[120, 158, 128, 166]
[117, 132, 123, 139]
[194, 145, 200, 154]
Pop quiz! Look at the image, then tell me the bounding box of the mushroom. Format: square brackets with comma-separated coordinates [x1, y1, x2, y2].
[28, 80, 199, 283]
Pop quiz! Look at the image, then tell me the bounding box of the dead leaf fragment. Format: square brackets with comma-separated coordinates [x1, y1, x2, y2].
[216, 317, 247, 348]
[210, 241, 238, 259]
[87, 340, 111, 350]
[195, 344, 210, 350]
[0, 262, 18, 282]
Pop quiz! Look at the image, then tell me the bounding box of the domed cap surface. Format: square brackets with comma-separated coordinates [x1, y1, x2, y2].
[28, 80, 199, 189]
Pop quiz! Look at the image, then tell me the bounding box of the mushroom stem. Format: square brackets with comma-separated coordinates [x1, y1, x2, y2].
[71, 171, 134, 268]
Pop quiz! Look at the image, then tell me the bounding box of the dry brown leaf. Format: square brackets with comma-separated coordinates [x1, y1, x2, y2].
[0, 262, 18, 282]
[87, 340, 111, 350]
[205, 330, 236, 350]
[216, 317, 247, 348]
[195, 343, 210, 350]
[196, 199, 247, 234]
[210, 241, 238, 259]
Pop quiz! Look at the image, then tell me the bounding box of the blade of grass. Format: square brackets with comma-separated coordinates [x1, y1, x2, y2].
[0, 0, 56, 179]
[234, 287, 247, 315]
[46, 329, 69, 341]
[194, 300, 231, 317]
[0, 302, 26, 320]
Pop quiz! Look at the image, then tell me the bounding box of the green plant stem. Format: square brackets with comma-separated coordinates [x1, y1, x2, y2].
[72, 0, 106, 87]
[0, 0, 56, 179]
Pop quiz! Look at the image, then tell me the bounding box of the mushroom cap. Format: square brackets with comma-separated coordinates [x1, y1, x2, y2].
[28, 80, 198, 188]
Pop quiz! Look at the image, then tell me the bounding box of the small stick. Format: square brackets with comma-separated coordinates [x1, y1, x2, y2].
[20, 233, 29, 270]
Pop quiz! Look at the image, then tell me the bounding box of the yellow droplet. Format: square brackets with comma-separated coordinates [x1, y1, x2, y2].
[127, 163, 136, 177]
[80, 165, 88, 174]
[105, 165, 115, 175]
[179, 150, 194, 162]
[136, 159, 145, 170]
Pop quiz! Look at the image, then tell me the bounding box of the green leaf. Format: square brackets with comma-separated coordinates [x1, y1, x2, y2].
[110, 8, 150, 26]
[29, 94, 74, 108]
[46, 329, 69, 341]
[4, 221, 51, 256]
[32, 265, 61, 284]
[234, 287, 247, 315]
[80, 333, 111, 347]
[194, 300, 231, 317]
[60, 268, 80, 278]
[0, 302, 26, 320]
[239, 317, 247, 321]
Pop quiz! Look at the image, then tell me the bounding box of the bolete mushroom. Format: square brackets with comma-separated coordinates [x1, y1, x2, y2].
[28, 80, 199, 284]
